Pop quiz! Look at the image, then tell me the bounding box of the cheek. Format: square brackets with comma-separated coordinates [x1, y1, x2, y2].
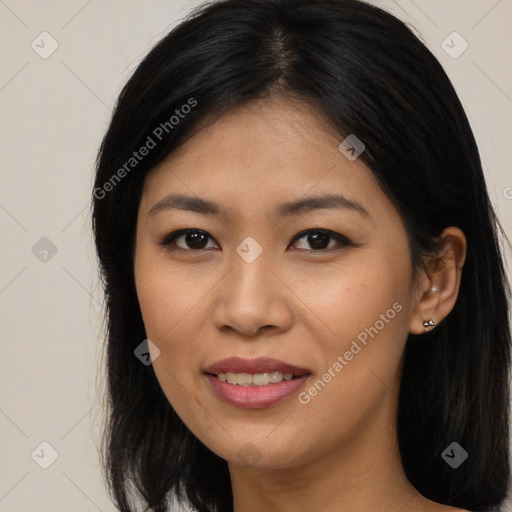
[134, 247, 219, 419]
[290, 253, 410, 343]
[293, 250, 412, 401]
[134, 245, 210, 346]
[134, 254, 212, 429]
[292, 281, 409, 455]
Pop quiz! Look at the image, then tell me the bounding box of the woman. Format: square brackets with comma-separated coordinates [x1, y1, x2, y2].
[92, 0, 511, 511]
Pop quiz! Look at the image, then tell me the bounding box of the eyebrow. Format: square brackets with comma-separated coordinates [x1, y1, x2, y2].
[148, 192, 371, 220]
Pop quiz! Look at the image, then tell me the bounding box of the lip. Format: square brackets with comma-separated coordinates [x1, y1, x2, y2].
[205, 373, 310, 408]
[203, 357, 311, 409]
[203, 356, 310, 376]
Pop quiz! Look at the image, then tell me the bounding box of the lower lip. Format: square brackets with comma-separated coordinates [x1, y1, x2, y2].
[205, 373, 310, 408]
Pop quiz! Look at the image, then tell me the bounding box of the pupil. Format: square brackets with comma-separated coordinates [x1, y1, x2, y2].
[187, 231, 207, 249]
[308, 232, 329, 250]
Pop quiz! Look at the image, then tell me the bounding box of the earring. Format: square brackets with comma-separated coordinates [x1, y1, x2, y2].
[423, 319, 436, 330]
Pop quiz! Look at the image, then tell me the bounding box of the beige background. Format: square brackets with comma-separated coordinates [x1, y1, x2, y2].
[0, 1, 511, 511]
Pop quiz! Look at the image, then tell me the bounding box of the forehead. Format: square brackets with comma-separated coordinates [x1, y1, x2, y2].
[139, 96, 393, 226]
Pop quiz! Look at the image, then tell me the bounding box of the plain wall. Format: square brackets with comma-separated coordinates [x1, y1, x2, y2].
[1, 1, 511, 511]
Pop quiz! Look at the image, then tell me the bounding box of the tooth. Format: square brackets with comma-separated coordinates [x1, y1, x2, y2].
[237, 373, 253, 386]
[226, 372, 238, 385]
[215, 371, 297, 385]
[252, 372, 270, 385]
[268, 371, 284, 383]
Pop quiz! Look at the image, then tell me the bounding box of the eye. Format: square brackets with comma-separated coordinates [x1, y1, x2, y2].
[288, 228, 353, 252]
[158, 229, 219, 251]
[159, 228, 353, 253]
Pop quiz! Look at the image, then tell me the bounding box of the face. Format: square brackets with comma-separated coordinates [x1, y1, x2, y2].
[134, 95, 419, 470]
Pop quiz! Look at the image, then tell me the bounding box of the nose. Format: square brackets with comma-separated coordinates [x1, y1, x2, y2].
[211, 254, 294, 338]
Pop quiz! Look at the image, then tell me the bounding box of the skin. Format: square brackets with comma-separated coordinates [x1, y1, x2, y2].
[133, 95, 468, 512]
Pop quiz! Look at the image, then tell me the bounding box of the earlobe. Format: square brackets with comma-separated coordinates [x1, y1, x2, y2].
[409, 227, 467, 335]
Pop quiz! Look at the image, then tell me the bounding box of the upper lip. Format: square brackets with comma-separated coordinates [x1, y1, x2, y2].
[204, 357, 310, 376]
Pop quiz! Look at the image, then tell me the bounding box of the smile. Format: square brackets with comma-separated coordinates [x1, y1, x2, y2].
[205, 373, 310, 408]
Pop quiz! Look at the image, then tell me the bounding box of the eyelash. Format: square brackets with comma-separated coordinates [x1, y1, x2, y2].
[158, 228, 354, 253]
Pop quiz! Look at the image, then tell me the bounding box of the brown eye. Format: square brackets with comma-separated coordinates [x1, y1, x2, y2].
[159, 229, 218, 250]
[159, 228, 353, 253]
[289, 229, 353, 251]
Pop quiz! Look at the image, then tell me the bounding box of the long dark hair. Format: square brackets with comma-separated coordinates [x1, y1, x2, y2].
[91, 0, 511, 511]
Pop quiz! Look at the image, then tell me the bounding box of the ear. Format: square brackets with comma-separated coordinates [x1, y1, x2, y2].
[409, 227, 467, 335]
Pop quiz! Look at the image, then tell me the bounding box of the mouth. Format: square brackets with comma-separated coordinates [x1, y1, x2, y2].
[203, 356, 311, 385]
[203, 357, 311, 408]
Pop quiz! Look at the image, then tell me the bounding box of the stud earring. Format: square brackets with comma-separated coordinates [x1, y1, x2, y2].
[423, 319, 436, 330]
